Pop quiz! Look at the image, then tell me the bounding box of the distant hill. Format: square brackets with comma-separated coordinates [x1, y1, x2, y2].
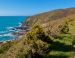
[25, 8, 75, 36]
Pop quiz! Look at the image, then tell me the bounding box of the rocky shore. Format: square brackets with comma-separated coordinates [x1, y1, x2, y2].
[0, 21, 31, 45]
[12, 23, 30, 35]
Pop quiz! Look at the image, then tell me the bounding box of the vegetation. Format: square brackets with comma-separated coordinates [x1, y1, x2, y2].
[0, 24, 73, 58]
[0, 42, 13, 54]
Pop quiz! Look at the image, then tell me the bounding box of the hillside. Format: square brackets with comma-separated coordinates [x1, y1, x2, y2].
[0, 8, 75, 58]
[25, 8, 75, 36]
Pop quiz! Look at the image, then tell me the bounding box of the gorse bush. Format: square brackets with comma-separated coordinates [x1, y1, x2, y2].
[26, 25, 44, 39]
[61, 22, 69, 34]
[26, 25, 53, 43]
[24, 25, 51, 58]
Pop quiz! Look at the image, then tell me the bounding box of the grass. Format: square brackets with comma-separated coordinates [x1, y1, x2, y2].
[47, 33, 73, 58]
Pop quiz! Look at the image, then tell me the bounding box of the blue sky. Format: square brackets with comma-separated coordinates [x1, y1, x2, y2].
[0, 0, 75, 16]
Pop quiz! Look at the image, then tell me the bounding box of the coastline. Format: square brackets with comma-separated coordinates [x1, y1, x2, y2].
[0, 21, 30, 44]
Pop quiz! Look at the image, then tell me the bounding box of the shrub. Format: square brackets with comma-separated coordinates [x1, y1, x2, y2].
[61, 22, 69, 34]
[26, 25, 53, 43]
[0, 42, 13, 54]
[21, 25, 51, 58]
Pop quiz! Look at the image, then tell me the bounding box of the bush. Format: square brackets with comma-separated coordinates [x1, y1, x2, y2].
[19, 25, 51, 58]
[0, 42, 13, 54]
[61, 22, 69, 34]
[26, 25, 53, 43]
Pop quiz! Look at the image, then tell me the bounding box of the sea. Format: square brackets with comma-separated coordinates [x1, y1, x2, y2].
[0, 16, 27, 42]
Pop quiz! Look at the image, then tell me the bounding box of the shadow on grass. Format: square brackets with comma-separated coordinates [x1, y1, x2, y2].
[46, 41, 72, 58]
[47, 55, 69, 58]
[49, 41, 72, 52]
[34, 33, 72, 58]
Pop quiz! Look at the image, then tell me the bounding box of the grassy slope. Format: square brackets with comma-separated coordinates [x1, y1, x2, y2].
[26, 8, 75, 35]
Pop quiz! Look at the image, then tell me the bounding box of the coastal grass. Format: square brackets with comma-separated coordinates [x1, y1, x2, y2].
[47, 34, 73, 58]
[47, 20, 73, 58]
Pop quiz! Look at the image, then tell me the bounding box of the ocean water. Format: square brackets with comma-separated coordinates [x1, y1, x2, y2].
[0, 16, 27, 41]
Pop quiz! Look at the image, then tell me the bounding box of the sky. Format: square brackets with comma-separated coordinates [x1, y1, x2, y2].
[0, 0, 75, 16]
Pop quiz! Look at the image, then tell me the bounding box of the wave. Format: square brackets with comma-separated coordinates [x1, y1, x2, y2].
[19, 22, 22, 27]
[0, 22, 22, 37]
[0, 33, 14, 37]
[6, 22, 22, 30]
[6, 26, 17, 32]
[0, 27, 15, 34]
[6, 27, 14, 30]
[0, 31, 8, 34]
